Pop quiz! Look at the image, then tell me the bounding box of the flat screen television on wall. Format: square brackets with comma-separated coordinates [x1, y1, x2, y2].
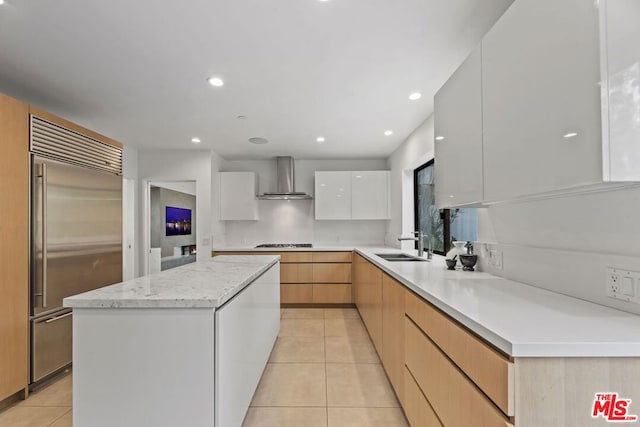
[166, 206, 192, 236]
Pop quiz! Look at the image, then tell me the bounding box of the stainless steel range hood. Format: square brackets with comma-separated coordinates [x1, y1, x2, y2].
[257, 156, 312, 200]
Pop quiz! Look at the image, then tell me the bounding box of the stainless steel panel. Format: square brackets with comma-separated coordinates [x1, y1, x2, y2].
[276, 156, 295, 193]
[31, 310, 72, 383]
[32, 156, 122, 316]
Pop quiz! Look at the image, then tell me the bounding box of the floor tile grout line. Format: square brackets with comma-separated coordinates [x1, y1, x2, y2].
[324, 309, 329, 426]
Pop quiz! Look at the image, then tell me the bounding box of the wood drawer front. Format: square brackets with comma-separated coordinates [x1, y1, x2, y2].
[281, 263, 313, 283]
[405, 291, 513, 415]
[312, 263, 352, 283]
[281, 284, 313, 304]
[311, 251, 352, 263]
[280, 252, 313, 263]
[405, 319, 512, 427]
[212, 251, 312, 263]
[312, 284, 352, 304]
[404, 367, 443, 427]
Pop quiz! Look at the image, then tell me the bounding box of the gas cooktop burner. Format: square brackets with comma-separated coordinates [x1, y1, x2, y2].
[255, 243, 313, 248]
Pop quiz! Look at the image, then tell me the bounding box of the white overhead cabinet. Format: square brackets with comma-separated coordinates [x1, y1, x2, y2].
[434, 0, 640, 207]
[351, 171, 390, 220]
[314, 171, 390, 220]
[601, 0, 640, 181]
[481, 0, 603, 202]
[219, 172, 258, 220]
[434, 44, 484, 208]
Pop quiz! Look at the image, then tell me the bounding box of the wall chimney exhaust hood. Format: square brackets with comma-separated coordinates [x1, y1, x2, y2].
[257, 156, 312, 200]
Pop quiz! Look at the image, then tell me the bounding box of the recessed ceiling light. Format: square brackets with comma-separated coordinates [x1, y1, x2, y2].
[249, 137, 269, 145]
[384, 130, 393, 136]
[191, 137, 201, 144]
[435, 136, 445, 141]
[207, 77, 224, 87]
[409, 92, 422, 101]
[563, 132, 578, 139]
[316, 136, 325, 143]
[318, 0, 330, 2]
[0, 1, 5, 5]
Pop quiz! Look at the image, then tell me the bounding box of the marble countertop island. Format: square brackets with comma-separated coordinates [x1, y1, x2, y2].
[64, 255, 280, 309]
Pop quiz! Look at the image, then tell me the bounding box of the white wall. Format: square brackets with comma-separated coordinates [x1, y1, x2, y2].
[221, 158, 388, 246]
[478, 186, 640, 315]
[385, 117, 435, 249]
[138, 150, 213, 274]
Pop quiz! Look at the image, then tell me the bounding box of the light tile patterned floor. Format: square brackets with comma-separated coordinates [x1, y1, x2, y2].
[244, 308, 408, 427]
[0, 308, 407, 427]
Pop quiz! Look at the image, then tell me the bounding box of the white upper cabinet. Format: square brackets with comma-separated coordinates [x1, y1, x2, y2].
[315, 171, 351, 220]
[481, 0, 603, 202]
[219, 172, 258, 220]
[601, 0, 640, 181]
[314, 171, 390, 220]
[434, 44, 484, 208]
[351, 171, 390, 220]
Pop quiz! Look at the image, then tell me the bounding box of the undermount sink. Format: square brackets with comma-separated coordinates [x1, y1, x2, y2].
[375, 253, 428, 262]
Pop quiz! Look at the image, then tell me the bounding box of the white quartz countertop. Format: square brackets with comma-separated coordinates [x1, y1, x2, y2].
[213, 245, 640, 357]
[354, 248, 640, 358]
[64, 255, 279, 309]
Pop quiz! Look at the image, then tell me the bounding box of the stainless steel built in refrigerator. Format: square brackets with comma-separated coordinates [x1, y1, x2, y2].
[30, 116, 122, 384]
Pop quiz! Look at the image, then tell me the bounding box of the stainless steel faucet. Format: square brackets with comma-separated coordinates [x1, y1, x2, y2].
[398, 231, 431, 259]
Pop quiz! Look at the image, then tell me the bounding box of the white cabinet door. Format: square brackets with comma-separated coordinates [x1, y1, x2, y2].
[434, 44, 484, 208]
[220, 172, 258, 220]
[315, 171, 351, 220]
[482, 0, 602, 202]
[351, 171, 390, 219]
[215, 263, 280, 427]
[601, 0, 640, 181]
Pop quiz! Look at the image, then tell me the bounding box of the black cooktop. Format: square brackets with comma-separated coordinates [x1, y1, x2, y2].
[255, 243, 313, 248]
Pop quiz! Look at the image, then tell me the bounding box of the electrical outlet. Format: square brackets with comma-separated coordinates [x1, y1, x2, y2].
[606, 267, 640, 304]
[489, 249, 503, 270]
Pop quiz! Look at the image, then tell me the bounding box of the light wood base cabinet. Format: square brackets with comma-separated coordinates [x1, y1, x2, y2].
[381, 273, 405, 403]
[0, 92, 29, 402]
[353, 254, 383, 352]
[212, 251, 352, 305]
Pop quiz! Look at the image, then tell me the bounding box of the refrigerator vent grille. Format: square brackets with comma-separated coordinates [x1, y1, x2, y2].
[30, 116, 123, 175]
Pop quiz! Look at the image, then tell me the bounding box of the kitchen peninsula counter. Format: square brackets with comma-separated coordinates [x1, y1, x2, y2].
[64, 255, 281, 427]
[213, 246, 640, 358]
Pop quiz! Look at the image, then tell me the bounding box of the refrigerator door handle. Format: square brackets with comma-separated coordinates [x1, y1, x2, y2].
[33, 162, 48, 309]
[42, 162, 48, 309]
[44, 311, 72, 324]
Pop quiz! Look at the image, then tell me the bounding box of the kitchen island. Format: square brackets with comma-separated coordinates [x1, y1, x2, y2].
[64, 255, 280, 427]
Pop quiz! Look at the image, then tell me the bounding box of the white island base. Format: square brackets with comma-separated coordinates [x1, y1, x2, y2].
[67, 257, 280, 427]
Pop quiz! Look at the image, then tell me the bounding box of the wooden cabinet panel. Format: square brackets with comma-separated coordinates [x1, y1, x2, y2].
[312, 263, 352, 283]
[353, 256, 383, 353]
[280, 252, 313, 263]
[280, 284, 313, 304]
[0, 93, 29, 401]
[405, 291, 513, 415]
[381, 274, 405, 403]
[312, 284, 352, 304]
[405, 319, 512, 427]
[311, 252, 352, 263]
[403, 367, 443, 427]
[281, 263, 313, 283]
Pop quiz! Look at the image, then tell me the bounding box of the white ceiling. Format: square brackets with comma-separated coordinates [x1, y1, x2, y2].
[0, 0, 513, 160]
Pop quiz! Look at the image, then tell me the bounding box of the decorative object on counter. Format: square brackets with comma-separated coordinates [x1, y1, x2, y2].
[445, 258, 457, 270]
[465, 241, 474, 254]
[459, 254, 478, 271]
[446, 241, 467, 259]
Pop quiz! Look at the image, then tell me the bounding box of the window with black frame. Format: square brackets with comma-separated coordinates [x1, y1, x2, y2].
[414, 160, 478, 255]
